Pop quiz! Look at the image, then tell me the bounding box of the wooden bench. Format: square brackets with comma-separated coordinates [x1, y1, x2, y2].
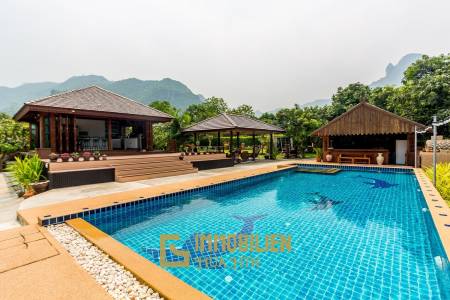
[338, 154, 371, 164]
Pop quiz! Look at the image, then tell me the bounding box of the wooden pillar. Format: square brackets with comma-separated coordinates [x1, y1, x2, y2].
[33, 123, 38, 149]
[58, 114, 63, 153]
[73, 116, 78, 152]
[107, 119, 112, 151]
[322, 136, 329, 161]
[39, 114, 45, 148]
[406, 133, 414, 166]
[65, 115, 69, 153]
[49, 113, 56, 152]
[252, 132, 256, 161]
[146, 121, 153, 151]
[269, 133, 274, 159]
[217, 131, 221, 152]
[229, 131, 233, 153]
[236, 132, 240, 150]
[28, 123, 33, 149]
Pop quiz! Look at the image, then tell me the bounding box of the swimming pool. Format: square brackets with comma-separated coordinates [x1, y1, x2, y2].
[84, 168, 450, 299]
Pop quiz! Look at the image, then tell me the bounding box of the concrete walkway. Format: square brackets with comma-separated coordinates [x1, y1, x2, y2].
[19, 159, 302, 212]
[0, 172, 21, 230]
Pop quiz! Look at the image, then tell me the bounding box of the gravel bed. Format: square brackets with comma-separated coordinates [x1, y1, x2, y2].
[47, 224, 162, 300]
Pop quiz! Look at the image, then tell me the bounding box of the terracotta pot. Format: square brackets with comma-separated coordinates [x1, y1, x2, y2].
[316, 156, 322, 162]
[325, 154, 333, 162]
[23, 188, 35, 199]
[31, 180, 49, 194]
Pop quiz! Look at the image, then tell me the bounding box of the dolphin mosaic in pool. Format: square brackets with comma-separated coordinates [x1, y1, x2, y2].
[143, 214, 266, 268]
[307, 192, 342, 210]
[354, 175, 399, 189]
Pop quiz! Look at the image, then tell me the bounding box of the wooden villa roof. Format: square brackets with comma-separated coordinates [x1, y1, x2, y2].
[14, 86, 173, 122]
[182, 113, 285, 134]
[311, 101, 425, 136]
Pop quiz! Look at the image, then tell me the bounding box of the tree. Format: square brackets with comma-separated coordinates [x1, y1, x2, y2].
[184, 97, 229, 124]
[0, 117, 29, 167]
[328, 82, 371, 119]
[228, 104, 255, 117]
[275, 105, 326, 157]
[259, 112, 277, 125]
[149, 100, 179, 117]
[392, 54, 450, 126]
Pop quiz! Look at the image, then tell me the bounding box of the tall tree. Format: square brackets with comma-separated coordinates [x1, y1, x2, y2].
[228, 104, 255, 117]
[328, 82, 371, 119]
[392, 54, 450, 125]
[184, 97, 229, 124]
[149, 100, 179, 117]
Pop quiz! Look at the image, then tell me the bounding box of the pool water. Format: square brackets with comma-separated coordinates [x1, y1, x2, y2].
[85, 169, 450, 299]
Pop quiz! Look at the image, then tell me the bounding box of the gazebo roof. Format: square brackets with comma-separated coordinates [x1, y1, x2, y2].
[311, 101, 425, 136]
[14, 86, 173, 122]
[182, 113, 285, 134]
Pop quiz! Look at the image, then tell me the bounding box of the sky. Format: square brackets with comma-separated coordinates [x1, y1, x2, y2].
[1, 0, 449, 111]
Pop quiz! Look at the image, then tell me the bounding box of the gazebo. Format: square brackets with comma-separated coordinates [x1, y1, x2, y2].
[14, 86, 172, 156]
[311, 101, 425, 166]
[181, 113, 285, 159]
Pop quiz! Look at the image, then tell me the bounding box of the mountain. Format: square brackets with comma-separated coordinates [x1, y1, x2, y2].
[0, 75, 204, 115]
[300, 98, 331, 108]
[369, 53, 423, 88]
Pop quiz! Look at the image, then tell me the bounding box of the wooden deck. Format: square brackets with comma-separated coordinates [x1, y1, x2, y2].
[47, 153, 229, 184]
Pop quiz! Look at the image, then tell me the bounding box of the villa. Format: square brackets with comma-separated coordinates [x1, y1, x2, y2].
[13, 86, 173, 156]
[0, 93, 449, 300]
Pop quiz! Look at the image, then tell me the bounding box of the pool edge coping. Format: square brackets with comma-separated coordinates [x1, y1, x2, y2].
[413, 168, 450, 259]
[66, 218, 212, 300]
[17, 162, 450, 299]
[17, 163, 297, 226]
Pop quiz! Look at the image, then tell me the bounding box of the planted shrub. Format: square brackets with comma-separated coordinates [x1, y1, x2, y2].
[7, 154, 45, 191]
[426, 163, 450, 205]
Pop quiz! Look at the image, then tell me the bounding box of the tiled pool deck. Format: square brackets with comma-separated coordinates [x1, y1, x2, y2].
[3, 160, 450, 299]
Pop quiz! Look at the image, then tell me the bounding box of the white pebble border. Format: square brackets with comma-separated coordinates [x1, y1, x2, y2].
[47, 224, 162, 300]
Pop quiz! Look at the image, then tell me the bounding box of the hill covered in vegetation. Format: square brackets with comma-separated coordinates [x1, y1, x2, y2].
[0, 75, 204, 114]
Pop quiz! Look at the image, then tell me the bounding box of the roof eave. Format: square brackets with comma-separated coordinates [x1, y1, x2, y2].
[18, 104, 173, 122]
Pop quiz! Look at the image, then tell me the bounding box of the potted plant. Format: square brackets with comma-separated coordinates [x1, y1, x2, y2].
[179, 152, 185, 160]
[314, 147, 323, 162]
[82, 151, 92, 161]
[101, 154, 108, 160]
[7, 154, 48, 197]
[93, 151, 101, 160]
[325, 151, 333, 162]
[61, 152, 71, 162]
[70, 152, 79, 162]
[48, 153, 58, 162]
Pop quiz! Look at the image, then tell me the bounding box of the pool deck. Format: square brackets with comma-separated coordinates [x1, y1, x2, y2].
[1, 160, 450, 299]
[0, 224, 111, 299]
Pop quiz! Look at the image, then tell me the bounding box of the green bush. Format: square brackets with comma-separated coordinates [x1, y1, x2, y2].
[425, 163, 450, 205]
[7, 154, 45, 190]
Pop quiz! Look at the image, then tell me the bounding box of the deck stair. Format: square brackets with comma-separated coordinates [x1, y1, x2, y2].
[112, 156, 198, 182]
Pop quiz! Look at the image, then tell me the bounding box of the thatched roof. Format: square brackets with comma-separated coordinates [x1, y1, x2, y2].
[311, 101, 424, 136]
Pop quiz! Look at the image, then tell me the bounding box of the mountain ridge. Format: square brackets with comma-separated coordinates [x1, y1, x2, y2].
[0, 75, 204, 115]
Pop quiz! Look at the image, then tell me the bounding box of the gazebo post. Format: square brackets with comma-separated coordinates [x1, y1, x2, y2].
[236, 132, 240, 150]
[217, 131, 221, 152]
[269, 133, 274, 159]
[252, 132, 256, 161]
[194, 132, 198, 152]
[229, 130, 233, 154]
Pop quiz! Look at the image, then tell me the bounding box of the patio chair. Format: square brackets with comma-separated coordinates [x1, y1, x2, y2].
[252, 146, 261, 160]
[240, 151, 250, 162]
